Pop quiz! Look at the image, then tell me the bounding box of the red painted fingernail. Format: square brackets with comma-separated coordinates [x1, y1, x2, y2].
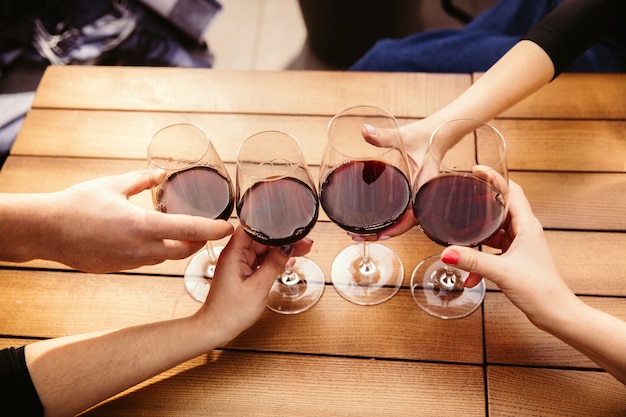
[442, 250, 459, 265]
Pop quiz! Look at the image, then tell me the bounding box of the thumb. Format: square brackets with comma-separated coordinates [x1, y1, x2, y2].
[122, 169, 166, 197]
[362, 124, 399, 148]
[441, 246, 503, 288]
[251, 245, 294, 292]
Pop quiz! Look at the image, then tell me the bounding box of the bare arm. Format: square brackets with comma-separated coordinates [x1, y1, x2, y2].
[401, 40, 555, 162]
[364, 40, 555, 239]
[548, 301, 626, 385]
[0, 170, 233, 272]
[25, 227, 312, 417]
[441, 182, 626, 384]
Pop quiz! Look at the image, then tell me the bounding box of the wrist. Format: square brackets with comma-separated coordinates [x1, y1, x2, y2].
[526, 290, 584, 334]
[189, 309, 235, 352]
[0, 193, 57, 263]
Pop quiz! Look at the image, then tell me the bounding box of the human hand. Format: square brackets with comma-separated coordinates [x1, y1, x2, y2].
[440, 181, 574, 326]
[196, 227, 313, 344]
[42, 170, 234, 272]
[349, 119, 434, 241]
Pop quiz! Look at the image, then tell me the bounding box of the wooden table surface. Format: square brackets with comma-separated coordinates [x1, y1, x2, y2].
[1, 66, 625, 416]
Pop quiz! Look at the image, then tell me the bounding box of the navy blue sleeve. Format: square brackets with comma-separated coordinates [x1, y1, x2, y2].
[522, 0, 626, 77]
[0, 346, 44, 417]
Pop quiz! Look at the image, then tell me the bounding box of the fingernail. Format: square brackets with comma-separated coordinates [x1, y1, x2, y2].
[378, 235, 391, 241]
[304, 237, 314, 243]
[364, 124, 377, 136]
[464, 273, 482, 288]
[280, 245, 294, 256]
[441, 250, 459, 265]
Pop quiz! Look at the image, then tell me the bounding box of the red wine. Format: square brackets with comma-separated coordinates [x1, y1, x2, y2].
[157, 166, 234, 220]
[237, 177, 319, 246]
[320, 160, 410, 234]
[414, 174, 505, 246]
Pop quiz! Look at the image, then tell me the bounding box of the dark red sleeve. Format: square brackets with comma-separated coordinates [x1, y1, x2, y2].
[521, 0, 626, 77]
[0, 346, 44, 416]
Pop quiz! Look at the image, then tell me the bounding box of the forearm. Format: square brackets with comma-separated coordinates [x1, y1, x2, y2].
[430, 40, 554, 127]
[25, 315, 225, 417]
[533, 296, 626, 384]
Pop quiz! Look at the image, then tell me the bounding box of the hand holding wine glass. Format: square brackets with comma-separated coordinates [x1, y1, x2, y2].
[319, 105, 411, 305]
[148, 123, 235, 302]
[411, 119, 508, 319]
[236, 130, 324, 314]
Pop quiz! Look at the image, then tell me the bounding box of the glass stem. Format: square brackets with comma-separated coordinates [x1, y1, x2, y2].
[433, 265, 465, 308]
[278, 254, 305, 298]
[441, 265, 458, 290]
[281, 263, 300, 286]
[362, 241, 371, 265]
[205, 241, 217, 278]
[356, 241, 378, 286]
[206, 241, 217, 264]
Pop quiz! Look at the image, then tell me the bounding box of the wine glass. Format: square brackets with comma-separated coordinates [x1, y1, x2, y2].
[411, 118, 508, 319]
[148, 123, 234, 302]
[236, 130, 325, 314]
[319, 105, 411, 305]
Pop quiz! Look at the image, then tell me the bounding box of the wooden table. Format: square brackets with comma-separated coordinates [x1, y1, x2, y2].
[1, 66, 625, 416]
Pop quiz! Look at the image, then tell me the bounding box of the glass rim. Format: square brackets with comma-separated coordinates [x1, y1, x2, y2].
[326, 104, 401, 161]
[428, 118, 507, 173]
[236, 130, 304, 180]
[147, 123, 211, 170]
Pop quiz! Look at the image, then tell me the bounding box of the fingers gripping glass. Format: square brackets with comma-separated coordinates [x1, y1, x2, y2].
[236, 130, 324, 314]
[411, 119, 509, 319]
[319, 105, 412, 306]
[148, 123, 235, 302]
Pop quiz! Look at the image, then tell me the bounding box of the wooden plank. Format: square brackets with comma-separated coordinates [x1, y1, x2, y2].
[0, 156, 150, 204]
[6, 227, 625, 299]
[0, 337, 484, 416]
[484, 230, 626, 296]
[484, 292, 626, 368]
[511, 171, 626, 231]
[2, 157, 625, 281]
[0, 269, 483, 363]
[476, 73, 626, 119]
[491, 119, 626, 172]
[3, 225, 624, 300]
[33, 66, 470, 118]
[81, 351, 485, 417]
[487, 366, 626, 416]
[16, 110, 626, 173]
[545, 230, 626, 296]
[6, 157, 624, 232]
[12, 109, 336, 164]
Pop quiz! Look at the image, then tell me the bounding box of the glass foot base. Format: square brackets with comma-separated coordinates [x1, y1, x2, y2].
[331, 243, 403, 306]
[266, 257, 325, 314]
[410, 254, 485, 319]
[184, 246, 224, 302]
